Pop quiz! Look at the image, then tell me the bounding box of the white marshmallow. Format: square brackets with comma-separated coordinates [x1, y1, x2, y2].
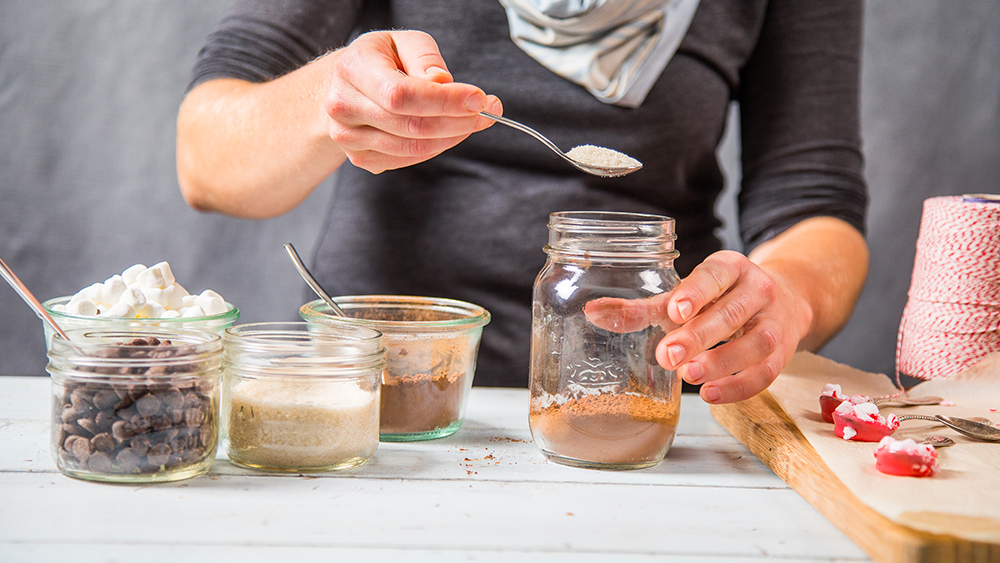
[142, 287, 169, 308]
[69, 290, 90, 304]
[121, 264, 147, 286]
[118, 286, 147, 309]
[51, 303, 67, 313]
[66, 299, 98, 317]
[100, 275, 127, 305]
[198, 289, 224, 302]
[160, 284, 186, 310]
[160, 310, 182, 319]
[180, 294, 197, 308]
[135, 264, 169, 289]
[194, 294, 228, 316]
[150, 261, 176, 287]
[137, 301, 166, 319]
[101, 302, 135, 318]
[83, 283, 105, 303]
[182, 305, 206, 318]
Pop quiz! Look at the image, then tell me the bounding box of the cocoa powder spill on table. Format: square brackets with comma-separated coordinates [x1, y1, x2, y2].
[529, 392, 678, 465]
[379, 370, 465, 434]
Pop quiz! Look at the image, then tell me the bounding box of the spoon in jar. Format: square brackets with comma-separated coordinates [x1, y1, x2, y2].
[0, 256, 78, 348]
[479, 111, 642, 178]
[283, 243, 347, 317]
[897, 414, 1000, 442]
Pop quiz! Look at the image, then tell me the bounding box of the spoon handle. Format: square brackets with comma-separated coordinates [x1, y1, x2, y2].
[479, 111, 574, 165]
[0, 256, 73, 343]
[283, 243, 348, 317]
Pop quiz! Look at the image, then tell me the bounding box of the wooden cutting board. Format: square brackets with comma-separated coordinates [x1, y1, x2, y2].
[710, 391, 1000, 563]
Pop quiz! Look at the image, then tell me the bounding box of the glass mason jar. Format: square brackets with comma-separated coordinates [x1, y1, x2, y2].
[529, 211, 683, 470]
[222, 322, 385, 472]
[47, 328, 223, 483]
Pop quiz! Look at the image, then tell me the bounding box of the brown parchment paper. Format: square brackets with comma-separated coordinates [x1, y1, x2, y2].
[768, 351, 1000, 543]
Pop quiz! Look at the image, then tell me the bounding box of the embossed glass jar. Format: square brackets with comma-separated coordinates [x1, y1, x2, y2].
[529, 211, 683, 470]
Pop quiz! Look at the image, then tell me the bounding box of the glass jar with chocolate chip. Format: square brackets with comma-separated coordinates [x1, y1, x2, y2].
[46, 328, 223, 483]
[529, 212, 682, 470]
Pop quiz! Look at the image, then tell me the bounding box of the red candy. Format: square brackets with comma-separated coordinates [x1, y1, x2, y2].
[873, 437, 939, 477]
[832, 400, 899, 442]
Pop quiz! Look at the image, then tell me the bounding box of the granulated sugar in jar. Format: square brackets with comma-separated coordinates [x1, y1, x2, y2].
[223, 322, 384, 472]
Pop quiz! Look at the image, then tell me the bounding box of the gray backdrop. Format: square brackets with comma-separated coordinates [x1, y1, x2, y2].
[2, 1, 999, 380]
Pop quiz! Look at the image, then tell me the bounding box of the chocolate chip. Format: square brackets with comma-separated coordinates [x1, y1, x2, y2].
[135, 394, 162, 417]
[86, 452, 113, 473]
[68, 434, 93, 461]
[77, 417, 98, 435]
[146, 443, 172, 466]
[91, 432, 114, 453]
[92, 389, 120, 410]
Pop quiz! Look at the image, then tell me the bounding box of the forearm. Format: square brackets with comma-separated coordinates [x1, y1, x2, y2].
[748, 216, 869, 351]
[176, 53, 345, 219]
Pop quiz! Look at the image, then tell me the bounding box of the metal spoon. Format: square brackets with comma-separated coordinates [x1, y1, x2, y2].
[0, 256, 79, 350]
[872, 395, 943, 406]
[920, 436, 955, 448]
[897, 414, 1000, 442]
[283, 243, 347, 317]
[479, 111, 642, 178]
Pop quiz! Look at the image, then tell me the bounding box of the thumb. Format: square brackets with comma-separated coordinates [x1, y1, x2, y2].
[390, 30, 454, 84]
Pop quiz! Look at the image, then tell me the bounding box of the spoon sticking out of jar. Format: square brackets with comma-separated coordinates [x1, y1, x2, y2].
[0, 256, 82, 353]
[283, 243, 348, 317]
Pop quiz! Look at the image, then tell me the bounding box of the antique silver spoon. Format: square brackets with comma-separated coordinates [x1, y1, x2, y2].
[872, 395, 943, 406]
[898, 414, 1000, 442]
[0, 256, 82, 352]
[479, 111, 642, 178]
[283, 243, 347, 317]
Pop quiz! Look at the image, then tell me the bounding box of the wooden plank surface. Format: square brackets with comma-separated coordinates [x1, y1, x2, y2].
[710, 391, 1000, 563]
[1, 376, 870, 562]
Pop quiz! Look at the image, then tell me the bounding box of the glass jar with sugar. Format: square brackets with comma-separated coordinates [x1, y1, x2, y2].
[529, 211, 682, 470]
[222, 322, 385, 472]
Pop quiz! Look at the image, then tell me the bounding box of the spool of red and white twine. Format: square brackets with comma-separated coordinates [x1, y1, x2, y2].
[896, 194, 1000, 383]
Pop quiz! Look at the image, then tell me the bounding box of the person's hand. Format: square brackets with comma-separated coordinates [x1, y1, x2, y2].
[323, 30, 502, 174]
[584, 250, 811, 404]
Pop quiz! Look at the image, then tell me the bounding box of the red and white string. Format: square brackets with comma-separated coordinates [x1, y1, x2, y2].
[896, 195, 1000, 383]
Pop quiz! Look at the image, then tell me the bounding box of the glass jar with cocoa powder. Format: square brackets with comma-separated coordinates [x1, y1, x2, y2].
[47, 328, 223, 483]
[529, 211, 682, 470]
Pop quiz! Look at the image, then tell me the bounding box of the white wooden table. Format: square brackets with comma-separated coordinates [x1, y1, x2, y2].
[0, 375, 870, 562]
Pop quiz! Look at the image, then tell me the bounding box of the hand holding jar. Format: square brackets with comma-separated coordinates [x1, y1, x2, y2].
[584, 216, 869, 405]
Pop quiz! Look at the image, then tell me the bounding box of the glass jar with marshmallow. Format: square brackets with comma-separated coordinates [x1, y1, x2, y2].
[40, 261, 239, 350]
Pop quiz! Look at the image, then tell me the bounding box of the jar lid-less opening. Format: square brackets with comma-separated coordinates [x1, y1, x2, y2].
[47, 327, 223, 376]
[42, 296, 240, 325]
[224, 321, 386, 377]
[299, 295, 491, 335]
[545, 211, 679, 261]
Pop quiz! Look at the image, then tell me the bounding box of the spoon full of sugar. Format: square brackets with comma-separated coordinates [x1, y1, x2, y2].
[480, 112, 642, 178]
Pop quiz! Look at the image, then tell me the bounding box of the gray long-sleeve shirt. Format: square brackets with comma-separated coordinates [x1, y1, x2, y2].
[190, 0, 867, 387]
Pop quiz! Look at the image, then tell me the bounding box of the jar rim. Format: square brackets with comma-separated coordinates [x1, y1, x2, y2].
[299, 295, 491, 333]
[43, 296, 240, 324]
[46, 327, 224, 376]
[224, 321, 387, 377]
[545, 210, 679, 261]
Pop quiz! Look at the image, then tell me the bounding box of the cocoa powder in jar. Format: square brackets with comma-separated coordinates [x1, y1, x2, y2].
[379, 370, 465, 434]
[529, 391, 678, 465]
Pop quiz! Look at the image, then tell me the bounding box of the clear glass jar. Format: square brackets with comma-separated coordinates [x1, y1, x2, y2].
[223, 322, 385, 472]
[300, 295, 490, 442]
[47, 328, 223, 483]
[529, 211, 683, 470]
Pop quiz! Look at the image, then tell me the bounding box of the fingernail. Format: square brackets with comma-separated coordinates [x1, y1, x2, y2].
[676, 299, 692, 321]
[684, 361, 703, 384]
[702, 386, 721, 403]
[667, 345, 684, 367]
[426, 66, 449, 77]
[465, 94, 485, 113]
